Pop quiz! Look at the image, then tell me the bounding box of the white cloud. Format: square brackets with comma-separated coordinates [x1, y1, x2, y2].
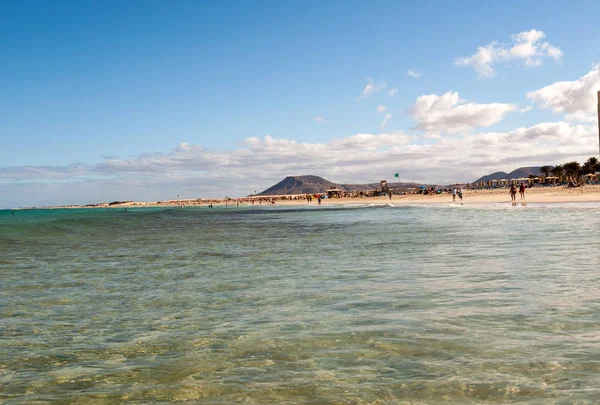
[381, 113, 392, 128]
[176, 141, 192, 151]
[526, 64, 600, 122]
[407, 69, 421, 78]
[2, 120, 598, 207]
[330, 133, 414, 150]
[314, 116, 325, 123]
[409, 91, 517, 134]
[456, 29, 563, 77]
[519, 106, 532, 113]
[358, 78, 387, 100]
[377, 105, 387, 113]
[387, 88, 398, 96]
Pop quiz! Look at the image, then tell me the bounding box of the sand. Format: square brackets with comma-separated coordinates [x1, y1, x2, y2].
[71, 185, 600, 210]
[269, 186, 600, 206]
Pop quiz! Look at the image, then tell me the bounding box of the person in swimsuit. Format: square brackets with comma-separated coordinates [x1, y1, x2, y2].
[510, 184, 517, 201]
[519, 183, 526, 200]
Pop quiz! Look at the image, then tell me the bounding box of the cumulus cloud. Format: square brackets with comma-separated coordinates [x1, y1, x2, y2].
[381, 113, 392, 128]
[314, 116, 326, 123]
[456, 29, 563, 77]
[330, 133, 413, 150]
[358, 78, 387, 100]
[409, 91, 517, 134]
[526, 64, 600, 122]
[407, 69, 421, 78]
[387, 88, 398, 96]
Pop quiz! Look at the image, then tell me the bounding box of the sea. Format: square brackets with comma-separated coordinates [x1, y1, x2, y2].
[1, 202, 600, 404]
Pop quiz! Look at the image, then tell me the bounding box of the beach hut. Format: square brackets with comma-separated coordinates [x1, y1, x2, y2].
[583, 173, 595, 184]
[326, 188, 344, 198]
[380, 180, 389, 192]
[516, 177, 530, 184]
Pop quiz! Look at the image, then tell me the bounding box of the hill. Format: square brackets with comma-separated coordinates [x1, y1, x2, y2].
[473, 166, 543, 183]
[256, 175, 342, 196]
[254, 175, 427, 196]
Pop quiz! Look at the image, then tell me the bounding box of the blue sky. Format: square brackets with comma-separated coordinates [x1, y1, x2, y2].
[1, 1, 600, 207]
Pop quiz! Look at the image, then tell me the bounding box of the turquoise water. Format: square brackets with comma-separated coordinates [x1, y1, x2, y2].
[2, 203, 600, 404]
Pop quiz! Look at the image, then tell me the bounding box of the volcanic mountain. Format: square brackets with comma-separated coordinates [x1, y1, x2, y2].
[472, 167, 543, 183]
[253, 175, 423, 196]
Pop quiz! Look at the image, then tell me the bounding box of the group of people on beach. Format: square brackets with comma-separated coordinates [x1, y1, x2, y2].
[509, 183, 527, 201]
[305, 194, 322, 204]
[451, 187, 463, 202]
[451, 183, 526, 203]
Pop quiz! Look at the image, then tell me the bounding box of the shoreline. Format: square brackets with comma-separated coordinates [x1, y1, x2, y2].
[13, 184, 600, 210]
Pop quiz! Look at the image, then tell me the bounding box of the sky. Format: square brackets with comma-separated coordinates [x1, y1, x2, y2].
[1, 0, 600, 208]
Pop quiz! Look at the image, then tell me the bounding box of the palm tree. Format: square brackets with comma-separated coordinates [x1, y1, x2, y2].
[540, 165, 553, 178]
[582, 157, 599, 174]
[551, 164, 564, 182]
[563, 161, 581, 183]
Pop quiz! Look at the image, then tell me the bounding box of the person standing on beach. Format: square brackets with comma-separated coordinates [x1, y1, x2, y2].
[388, 190, 392, 200]
[510, 184, 517, 201]
[519, 183, 526, 200]
[452, 187, 457, 202]
[458, 187, 463, 201]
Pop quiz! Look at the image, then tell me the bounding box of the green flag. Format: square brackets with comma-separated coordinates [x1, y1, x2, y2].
[394, 173, 399, 178]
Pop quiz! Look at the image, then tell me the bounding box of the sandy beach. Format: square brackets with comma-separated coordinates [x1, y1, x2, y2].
[55, 184, 600, 209]
[273, 185, 600, 206]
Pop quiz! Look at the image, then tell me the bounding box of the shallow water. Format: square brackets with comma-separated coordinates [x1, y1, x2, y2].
[2, 203, 600, 404]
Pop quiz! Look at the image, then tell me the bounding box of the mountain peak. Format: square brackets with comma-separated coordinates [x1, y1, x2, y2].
[255, 175, 343, 196]
[473, 167, 543, 183]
